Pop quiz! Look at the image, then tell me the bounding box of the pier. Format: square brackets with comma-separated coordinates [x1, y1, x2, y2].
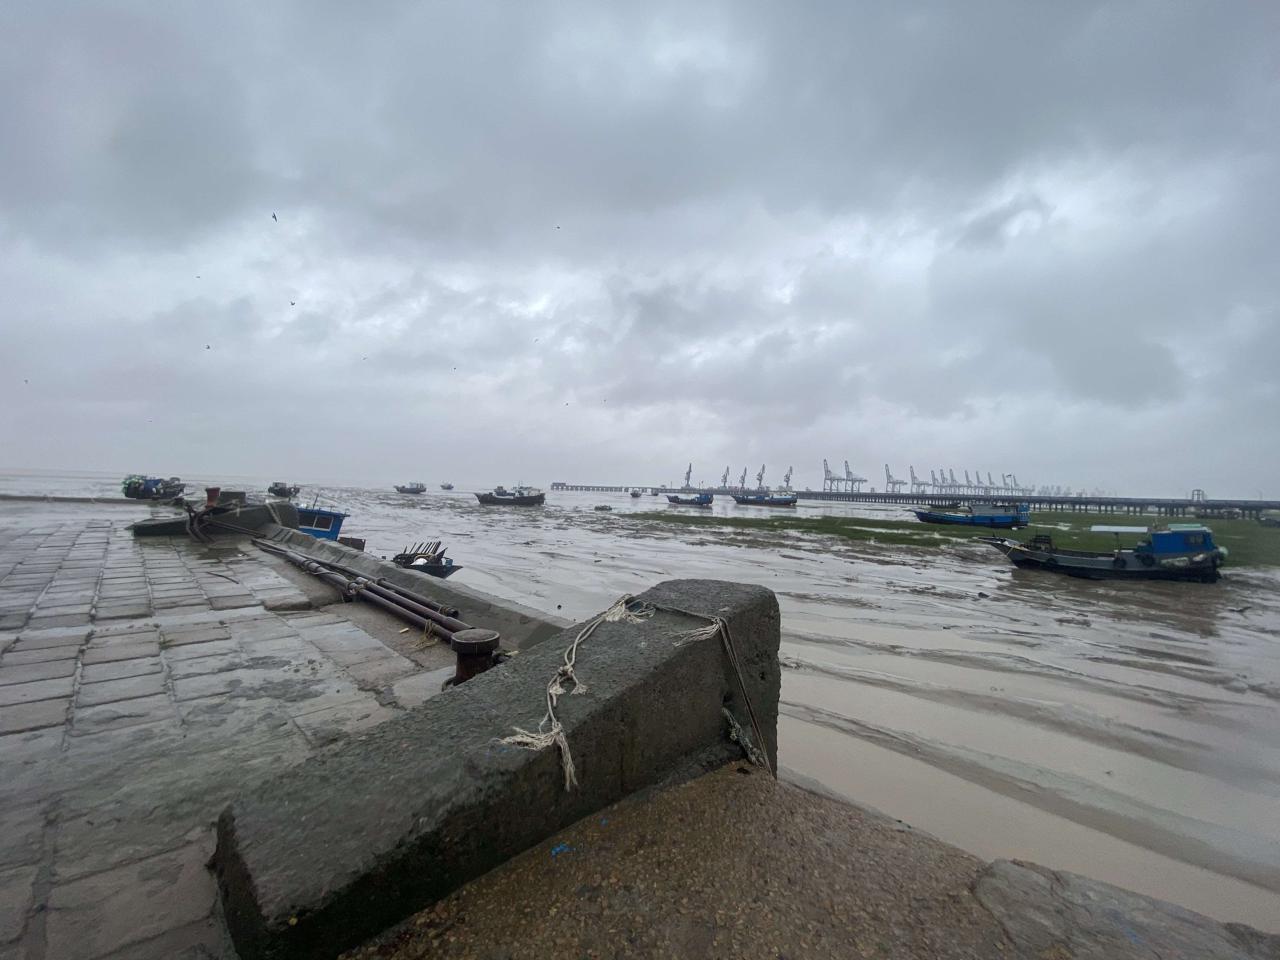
[550, 483, 1280, 519]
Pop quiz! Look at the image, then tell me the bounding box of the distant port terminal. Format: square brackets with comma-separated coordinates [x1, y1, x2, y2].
[551, 460, 1280, 519]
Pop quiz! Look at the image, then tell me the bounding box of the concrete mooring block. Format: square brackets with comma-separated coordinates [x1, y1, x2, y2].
[213, 579, 781, 960]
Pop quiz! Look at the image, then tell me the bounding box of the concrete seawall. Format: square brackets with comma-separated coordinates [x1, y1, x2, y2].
[213, 579, 781, 960]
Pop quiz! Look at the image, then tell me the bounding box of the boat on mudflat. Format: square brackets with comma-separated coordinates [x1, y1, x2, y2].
[391, 540, 461, 579]
[395, 482, 426, 495]
[667, 493, 713, 507]
[297, 505, 350, 541]
[630, 489, 642, 498]
[732, 492, 797, 507]
[440, 482, 454, 491]
[267, 482, 300, 498]
[121, 475, 185, 500]
[914, 502, 1029, 528]
[476, 486, 545, 506]
[980, 524, 1228, 582]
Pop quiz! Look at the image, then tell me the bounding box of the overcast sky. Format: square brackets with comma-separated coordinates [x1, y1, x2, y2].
[2, 2, 1276, 497]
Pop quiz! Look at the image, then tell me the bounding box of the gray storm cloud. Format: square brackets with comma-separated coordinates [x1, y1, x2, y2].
[1, 1, 1276, 496]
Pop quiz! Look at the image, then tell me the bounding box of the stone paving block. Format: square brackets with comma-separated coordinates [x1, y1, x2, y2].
[90, 628, 160, 647]
[45, 841, 217, 960]
[0, 658, 77, 686]
[96, 916, 237, 960]
[12, 627, 90, 649]
[0, 863, 38, 944]
[2, 643, 82, 665]
[0, 804, 46, 870]
[342, 655, 421, 690]
[0, 698, 68, 735]
[82, 641, 160, 664]
[78, 673, 167, 707]
[93, 601, 152, 621]
[289, 696, 398, 745]
[166, 653, 243, 680]
[389, 668, 453, 709]
[226, 618, 297, 644]
[0, 676, 74, 707]
[72, 694, 174, 735]
[171, 667, 335, 704]
[208, 595, 258, 611]
[163, 638, 239, 662]
[161, 625, 231, 648]
[80, 656, 162, 684]
[25, 612, 91, 629]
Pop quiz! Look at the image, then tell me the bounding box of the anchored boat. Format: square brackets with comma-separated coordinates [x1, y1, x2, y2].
[667, 493, 713, 507]
[267, 482, 300, 498]
[630, 489, 642, 498]
[980, 524, 1228, 582]
[439, 482, 454, 491]
[732, 492, 797, 507]
[121, 475, 185, 500]
[395, 482, 427, 495]
[475, 486, 545, 506]
[914, 502, 1029, 528]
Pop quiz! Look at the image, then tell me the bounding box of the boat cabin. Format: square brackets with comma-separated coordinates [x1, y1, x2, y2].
[296, 506, 349, 541]
[1140, 525, 1218, 556]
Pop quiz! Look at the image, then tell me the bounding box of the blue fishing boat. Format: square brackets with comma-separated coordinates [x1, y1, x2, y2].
[731, 492, 797, 507]
[981, 524, 1227, 582]
[667, 493, 713, 507]
[913, 502, 1029, 528]
[296, 505, 349, 541]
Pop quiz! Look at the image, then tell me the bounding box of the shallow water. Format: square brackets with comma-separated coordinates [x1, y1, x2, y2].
[5, 471, 1279, 929]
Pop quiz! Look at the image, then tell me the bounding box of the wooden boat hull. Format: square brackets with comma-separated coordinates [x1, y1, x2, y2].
[731, 495, 797, 507]
[914, 509, 1026, 528]
[475, 492, 545, 506]
[667, 495, 712, 507]
[979, 537, 1222, 582]
[395, 487, 426, 494]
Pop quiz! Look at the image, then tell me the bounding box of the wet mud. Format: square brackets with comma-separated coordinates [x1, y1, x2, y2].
[5, 475, 1279, 930]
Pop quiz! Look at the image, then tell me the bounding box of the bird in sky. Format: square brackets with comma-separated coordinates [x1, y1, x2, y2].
[205, 344, 211, 350]
[272, 212, 278, 222]
[290, 301, 296, 306]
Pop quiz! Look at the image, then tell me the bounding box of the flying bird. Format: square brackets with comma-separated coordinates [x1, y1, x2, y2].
[205, 344, 211, 350]
[290, 301, 296, 306]
[271, 212, 277, 222]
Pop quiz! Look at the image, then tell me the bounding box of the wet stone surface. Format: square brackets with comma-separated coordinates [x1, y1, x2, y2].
[0, 513, 441, 958]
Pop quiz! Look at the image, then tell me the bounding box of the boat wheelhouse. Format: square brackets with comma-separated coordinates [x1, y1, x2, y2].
[296, 506, 350, 541]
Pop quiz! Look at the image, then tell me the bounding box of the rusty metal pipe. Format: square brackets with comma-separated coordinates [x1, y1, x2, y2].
[352, 579, 469, 633]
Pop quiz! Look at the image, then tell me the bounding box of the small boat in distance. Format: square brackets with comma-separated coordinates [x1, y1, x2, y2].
[440, 482, 454, 490]
[121, 475, 185, 501]
[732, 491, 797, 507]
[395, 482, 427, 494]
[980, 524, 1228, 582]
[630, 489, 642, 498]
[267, 481, 301, 498]
[667, 493, 713, 507]
[914, 502, 1029, 528]
[475, 485, 546, 506]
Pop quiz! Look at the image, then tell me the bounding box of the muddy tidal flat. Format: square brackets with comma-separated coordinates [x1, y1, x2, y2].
[4, 472, 1279, 931]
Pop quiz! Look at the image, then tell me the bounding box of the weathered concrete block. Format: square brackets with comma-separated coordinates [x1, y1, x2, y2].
[214, 579, 780, 960]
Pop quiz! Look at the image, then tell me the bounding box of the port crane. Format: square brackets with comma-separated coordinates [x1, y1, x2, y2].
[884, 464, 907, 494]
[822, 458, 867, 493]
[909, 466, 929, 494]
[756, 465, 766, 490]
[738, 467, 748, 490]
[720, 467, 730, 488]
[683, 463, 693, 490]
[845, 461, 867, 492]
[783, 466, 793, 490]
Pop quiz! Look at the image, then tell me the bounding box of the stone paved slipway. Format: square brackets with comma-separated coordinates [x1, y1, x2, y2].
[0, 505, 454, 960]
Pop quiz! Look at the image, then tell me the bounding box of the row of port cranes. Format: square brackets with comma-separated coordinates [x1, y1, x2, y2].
[823, 460, 1034, 496]
[678, 464, 794, 491]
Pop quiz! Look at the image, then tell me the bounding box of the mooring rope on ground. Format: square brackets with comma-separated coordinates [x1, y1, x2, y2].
[499, 595, 775, 791]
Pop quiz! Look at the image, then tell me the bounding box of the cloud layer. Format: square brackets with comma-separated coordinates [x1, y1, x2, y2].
[3, 2, 1277, 495]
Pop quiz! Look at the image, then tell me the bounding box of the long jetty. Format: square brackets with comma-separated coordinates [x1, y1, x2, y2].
[549, 483, 1280, 519]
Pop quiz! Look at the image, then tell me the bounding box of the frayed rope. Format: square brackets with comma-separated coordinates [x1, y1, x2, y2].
[499, 596, 653, 790]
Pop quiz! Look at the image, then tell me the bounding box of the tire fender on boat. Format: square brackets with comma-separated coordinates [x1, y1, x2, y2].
[1113, 556, 1127, 569]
